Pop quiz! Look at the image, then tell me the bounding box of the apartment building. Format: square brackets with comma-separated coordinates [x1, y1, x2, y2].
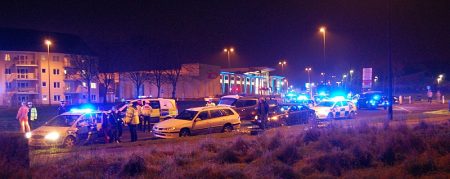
[0, 28, 99, 106]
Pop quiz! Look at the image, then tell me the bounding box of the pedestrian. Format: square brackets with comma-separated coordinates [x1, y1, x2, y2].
[113, 106, 124, 142]
[16, 102, 31, 133]
[427, 90, 433, 104]
[436, 90, 442, 103]
[124, 101, 139, 142]
[101, 112, 111, 143]
[137, 100, 143, 131]
[140, 101, 152, 132]
[57, 101, 67, 115]
[107, 107, 119, 143]
[257, 98, 269, 130]
[27, 102, 38, 121]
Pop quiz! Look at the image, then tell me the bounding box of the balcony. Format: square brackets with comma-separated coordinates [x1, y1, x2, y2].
[10, 88, 38, 94]
[13, 73, 39, 81]
[15, 60, 38, 67]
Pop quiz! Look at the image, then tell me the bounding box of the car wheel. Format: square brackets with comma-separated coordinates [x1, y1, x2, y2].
[222, 124, 233, 133]
[63, 136, 76, 148]
[179, 129, 190, 137]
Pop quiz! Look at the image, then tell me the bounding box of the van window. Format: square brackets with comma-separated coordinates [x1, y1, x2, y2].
[149, 101, 160, 109]
[341, 101, 348, 106]
[160, 100, 173, 110]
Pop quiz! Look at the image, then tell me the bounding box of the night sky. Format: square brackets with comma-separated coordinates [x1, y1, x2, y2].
[1, 0, 449, 84]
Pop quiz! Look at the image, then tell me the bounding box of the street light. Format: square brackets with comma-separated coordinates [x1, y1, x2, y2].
[45, 39, 52, 105]
[349, 70, 354, 91]
[278, 60, 287, 74]
[223, 47, 235, 68]
[437, 74, 444, 86]
[305, 67, 312, 98]
[319, 27, 326, 66]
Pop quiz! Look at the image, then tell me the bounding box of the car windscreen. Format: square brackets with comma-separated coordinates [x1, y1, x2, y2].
[317, 101, 335, 107]
[175, 110, 198, 120]
[44, 115, 80, 127]
[218, 98, 237, 106]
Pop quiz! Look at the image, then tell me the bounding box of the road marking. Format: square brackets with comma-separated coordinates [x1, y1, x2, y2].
[424, 110, 450, 115]
[394, 106, 412, 112]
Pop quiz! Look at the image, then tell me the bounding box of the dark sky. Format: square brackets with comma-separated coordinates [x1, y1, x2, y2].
[0, 0, 449, 84]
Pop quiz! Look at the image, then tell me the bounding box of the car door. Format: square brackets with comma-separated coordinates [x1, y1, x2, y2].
[209, 109, 226, 132]
[334, 101, 345, 118]
[191, 111, 211, 135]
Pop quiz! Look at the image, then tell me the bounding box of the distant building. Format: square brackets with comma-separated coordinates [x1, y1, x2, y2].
[117, 63, 286, 100]
[0, 28, 99, 106]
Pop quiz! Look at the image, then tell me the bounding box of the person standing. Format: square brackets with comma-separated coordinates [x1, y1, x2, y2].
[206, 98, 216, 107]
[257, 98, 269, 130]
[107, 107, 119, 143]
[140, 101, 152, 132]
[427, 90, 433, 104]
[27, 102, 38, 121]
[57, 101, 67, 115]
[16, 102, 30, 133]
[124, 101, 139, 142]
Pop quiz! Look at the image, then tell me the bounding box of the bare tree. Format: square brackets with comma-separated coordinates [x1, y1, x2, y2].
[150, 69, 166, 98]
[69, 55, 99, 103]
[164, 65, 182, 99]
[98, 72, 115, 103]
[123, 71, 150, 98]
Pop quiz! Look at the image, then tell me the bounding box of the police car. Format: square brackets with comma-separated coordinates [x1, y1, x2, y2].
[119, 98, 178, 123]
[313, 97, 356, 119]
[26, 108, 106, 148]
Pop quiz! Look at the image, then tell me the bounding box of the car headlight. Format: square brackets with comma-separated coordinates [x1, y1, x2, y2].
[163, 127, 176, 131]
[25, 132, 32, 139]
[45, 132, 60, 141]
[254, 115, 258, 120]
[270, 116, 278, 121]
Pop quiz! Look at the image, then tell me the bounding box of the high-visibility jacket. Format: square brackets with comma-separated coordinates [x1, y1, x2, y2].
[141, 105, 152, 117]
[29, 107, 38, 121]
[124, 106, 140, 125]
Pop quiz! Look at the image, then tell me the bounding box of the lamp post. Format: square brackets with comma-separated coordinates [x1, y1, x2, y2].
[305, 67, 312, 98]
[45, 40, 52, 105]
[278, 60, 287, 74]
[223, 47, 234, 68]
[343, 74, 347, 91]
[319, 27, 326, 66]
[349, 70, 354, 91]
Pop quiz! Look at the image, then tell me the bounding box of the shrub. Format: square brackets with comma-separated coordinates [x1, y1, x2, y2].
[217, 149, 239, 163]
[275, 144, 300, 165]
[303, 129, 320, 144]
[351, 146, 373, 168]
[231, 137, 251, 154]
[380, 147, 396, 166]
[312, 152, 353, 176]
[268, 132, 283, 150]
[120, 154, 147, 177]
[199, 140, 220, 153]
[404, 155, 436, 176]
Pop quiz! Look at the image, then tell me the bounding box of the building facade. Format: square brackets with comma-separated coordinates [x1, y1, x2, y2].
[0, 28, 99, 106]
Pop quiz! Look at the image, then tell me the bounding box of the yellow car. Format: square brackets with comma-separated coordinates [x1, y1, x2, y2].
[152, 106, 241, 138]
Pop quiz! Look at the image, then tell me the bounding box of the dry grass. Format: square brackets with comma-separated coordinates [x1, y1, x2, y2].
[28, 121, 450, 178]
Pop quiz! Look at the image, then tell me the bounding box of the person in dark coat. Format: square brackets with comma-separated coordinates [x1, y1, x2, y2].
[257, 98, 269, 130]
[57, 101, 67, 115]
[108, 107, 120, 143]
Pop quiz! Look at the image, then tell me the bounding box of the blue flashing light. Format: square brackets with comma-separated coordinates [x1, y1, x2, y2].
[332, 96, 346, 101]
[286, 92, 297, 97]
[369, 100, 376, 106]
[297, 95, 308, 101]
[373, 95, 380, 100]
[318, 91, 327, 96]
[70, 108, 93, 113]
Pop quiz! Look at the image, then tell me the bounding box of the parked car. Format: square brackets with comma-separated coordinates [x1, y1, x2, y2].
[314, 99, 356, 119]
[119, 98, 178, 123]
[251, 103, 315, 127]
[152, 106, 241, 138]
[218, 95, 277, 120]
[27, 109, 107, 147]
[357, 91, 388, 109]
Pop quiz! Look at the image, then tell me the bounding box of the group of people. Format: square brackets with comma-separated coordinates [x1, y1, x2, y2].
[16, 102, 38, 133]
[123, 100, 155, 142]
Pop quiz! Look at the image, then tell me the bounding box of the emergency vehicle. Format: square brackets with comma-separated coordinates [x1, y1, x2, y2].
[119, 98, 178, 122]
[313, 97, 356, 119]
[26, 108, 106, 148]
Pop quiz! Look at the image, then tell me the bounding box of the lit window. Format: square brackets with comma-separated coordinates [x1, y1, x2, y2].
[42, 95, 48, 101]
[5, 54, 10, 61]
[64, 70, 67, 74]
[90, 83, 96, 89]
[82, 82, 86, 87]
